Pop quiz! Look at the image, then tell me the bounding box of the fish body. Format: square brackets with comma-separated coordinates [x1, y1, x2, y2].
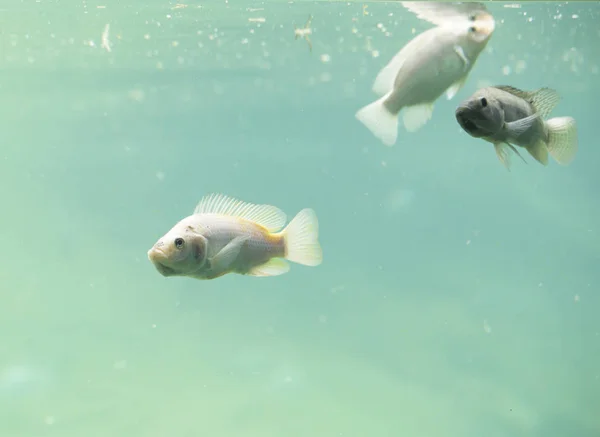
[455, 85, 578, 169]
[355, 2, 495, 146]
[148, 194, 323, 280]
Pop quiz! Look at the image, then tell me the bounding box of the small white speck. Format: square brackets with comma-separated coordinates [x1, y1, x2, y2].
[320, 53, 331, 63]
[320, 72, 332, 82]
[483, 320, 492, 334]
[156, 171, 165, 181]
[113, 360, 127, 370]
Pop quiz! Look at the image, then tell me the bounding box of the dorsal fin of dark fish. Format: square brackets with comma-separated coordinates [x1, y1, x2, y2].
[494, 85, 561, 119]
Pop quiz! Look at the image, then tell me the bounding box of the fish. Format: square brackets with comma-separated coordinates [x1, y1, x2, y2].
[355, 1, 495, 146]
[454, 85, 578, 169]
[147, 193, 323, 280]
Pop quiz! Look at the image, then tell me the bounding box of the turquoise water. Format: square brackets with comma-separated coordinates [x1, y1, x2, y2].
[1, 1, 599, 435]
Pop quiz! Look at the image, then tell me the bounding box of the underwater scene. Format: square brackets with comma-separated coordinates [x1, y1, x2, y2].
[1, 1, 599, 436]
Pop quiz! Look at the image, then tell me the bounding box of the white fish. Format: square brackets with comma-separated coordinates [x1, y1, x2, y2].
[147, 194, 323, 280]
[355, 1, 495, 146]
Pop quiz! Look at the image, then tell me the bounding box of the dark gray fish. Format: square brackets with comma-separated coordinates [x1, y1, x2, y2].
[455, 85, 578, 169]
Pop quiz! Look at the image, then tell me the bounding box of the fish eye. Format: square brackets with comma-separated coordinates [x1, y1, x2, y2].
[480, 97, 488, 108]
[469, 26, 476, 33]
[174, 237, 185, 249]
[469, 14, 476, 21]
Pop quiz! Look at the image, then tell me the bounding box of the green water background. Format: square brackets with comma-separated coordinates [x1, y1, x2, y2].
[0, 1, 598, 436]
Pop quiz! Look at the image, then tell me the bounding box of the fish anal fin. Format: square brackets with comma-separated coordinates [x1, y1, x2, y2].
[246, 258, 290, 277]
[194, 194, 287, 232]
[526, 140, 549, 166]
[402, 102, 434, 132]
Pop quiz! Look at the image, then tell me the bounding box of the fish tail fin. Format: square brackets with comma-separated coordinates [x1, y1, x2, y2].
[355, 93, 399, 146]
[281, 208, 323, 267]
[546, 116, 578, 165]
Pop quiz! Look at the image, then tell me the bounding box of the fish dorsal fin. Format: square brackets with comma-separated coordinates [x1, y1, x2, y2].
[372, 30, 438, 96]
[494, 85, 560, 119]
[193, 193, 287, 232]
[402, 1, 490, 27]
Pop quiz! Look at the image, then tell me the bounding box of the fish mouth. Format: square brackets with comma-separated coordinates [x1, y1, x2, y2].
[455, 108, 482, 137]
[147, 248, 176, 277]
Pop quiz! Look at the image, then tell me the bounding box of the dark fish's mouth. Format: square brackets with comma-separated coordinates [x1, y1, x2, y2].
[455, 109, 479, 135]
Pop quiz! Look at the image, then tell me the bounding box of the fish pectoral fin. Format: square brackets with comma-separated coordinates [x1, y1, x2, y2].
[402, 102, 434, 133]
[494, 143, 512, 170]
[208, 235, 249, 273]
[526, 140, 549, 166]
[445, 76, 467, 100]
[504, 113, 539, 138]
[246, 258, 290, 277]
[453, 45, 470, 70]
[494, 142, 526, 171]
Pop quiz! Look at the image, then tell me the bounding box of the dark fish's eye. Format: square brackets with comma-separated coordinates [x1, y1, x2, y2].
[480, 97, 488, 108]
[469, 26, 476, 33]
[469, 14, 476, 21]
[174, 238, 185, 249]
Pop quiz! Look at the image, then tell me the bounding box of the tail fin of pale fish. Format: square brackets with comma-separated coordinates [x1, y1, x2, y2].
[355, 92, 399, 147]
[281, 208, 323, 267]
[545, 116, 578, 165]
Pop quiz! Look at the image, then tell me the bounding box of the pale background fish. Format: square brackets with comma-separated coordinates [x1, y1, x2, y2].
[355, 1, 495, 146]
[1, 2, 599, 437]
